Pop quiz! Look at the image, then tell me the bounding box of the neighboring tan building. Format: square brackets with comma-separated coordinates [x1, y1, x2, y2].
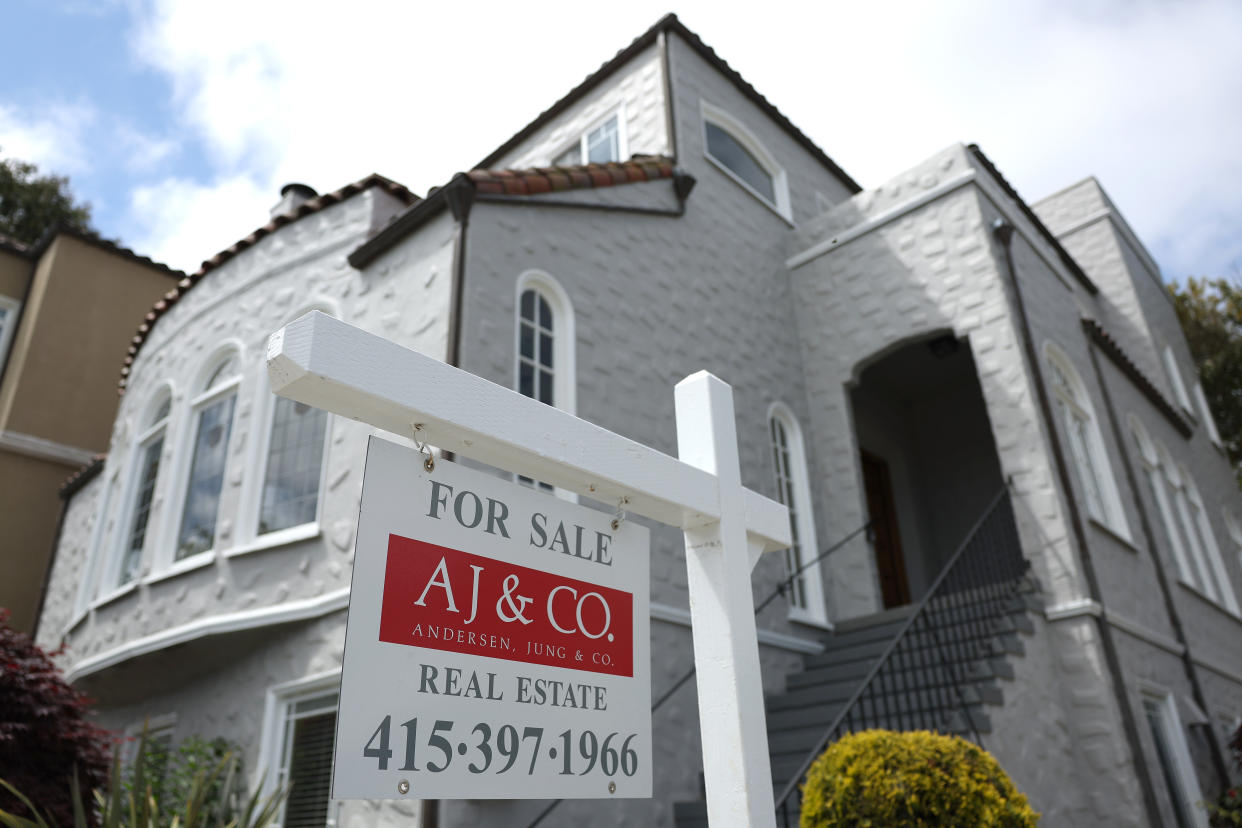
[0, 228, 181, 632]
[35, 14, 1242, 828]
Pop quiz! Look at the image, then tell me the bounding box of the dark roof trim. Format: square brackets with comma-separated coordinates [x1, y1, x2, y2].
[119, 173, 417, 395]
[27, 225, 184, 279]
[350, 157, 682, 269]
[967, 144, 1098, 295]
[475, 14, 861, 195]
[1082, 318, 1193, 438]
[60, 454, 106, 500]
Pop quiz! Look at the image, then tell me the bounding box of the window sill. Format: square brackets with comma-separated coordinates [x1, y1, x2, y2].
[225, 522, 321, 558]
[90, 581, 140, 612]
[1087, 518, 1138, 552]
[144, 551, 215, 586]
[788, 608, 834, 632]
[1176, 579, 1242, 621]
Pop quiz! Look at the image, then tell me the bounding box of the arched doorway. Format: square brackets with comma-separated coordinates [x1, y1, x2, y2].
[850, 333, 1006, 607]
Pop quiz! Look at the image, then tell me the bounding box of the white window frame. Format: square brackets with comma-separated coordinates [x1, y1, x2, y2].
[767, 403, 829, 628]
[1192, 382, 1223, 449]
[513, 271, 576, 416]
[700, 100, 792, 223]
[1224, 511, 1242, 574]
[550, 105, 628, 167]
[255, 671, 340, 827]
[1131, 414, 1240, 615]
[0, 294, 20, 368]
[234, 304, 337, 556]
[1138, 685, 1209, 828]
[1163, 345, 1195, 416]
[1044, 342, 1130, 540]
[75, 464, 121, 618]
[157, 344, 245, 575]
[108, 386, 175, 591]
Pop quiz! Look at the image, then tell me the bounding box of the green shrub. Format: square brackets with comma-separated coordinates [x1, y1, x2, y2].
[0, 729, 285, 828]
[122, 735, 236, 828]
[800, 729, 1039, 827]
[1207, 722, 1242, 827]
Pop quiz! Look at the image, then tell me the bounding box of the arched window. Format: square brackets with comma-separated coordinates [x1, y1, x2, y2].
[701, 101, 791, 221]
[1130, 415, 1239, 614]
[1045, 344, 1129, 539]
[515, 272, 575, 414]
[114, 389, 172, 587]
[515, 273, 575, 492]
[175, 351, 241, 560]
[768, 404, 827, 625]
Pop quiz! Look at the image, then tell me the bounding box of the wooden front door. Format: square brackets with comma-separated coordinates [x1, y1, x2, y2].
[861, 451, 911, 608]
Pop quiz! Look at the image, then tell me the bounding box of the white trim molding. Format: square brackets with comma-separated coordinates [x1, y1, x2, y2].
[66, 588, 350, 682]
[0, 430, 96, 466]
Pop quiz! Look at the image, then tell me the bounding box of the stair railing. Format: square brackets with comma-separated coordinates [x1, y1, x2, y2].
[524, 520, 873, 828]
[775, 486, 1028, 826]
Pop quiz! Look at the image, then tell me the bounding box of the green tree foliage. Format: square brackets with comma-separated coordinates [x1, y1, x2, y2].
[0, 152, 93, 247]
[800, 729, 1039, 827]
[0, 610, 110, 826]
[1170, 278, 1242, 486]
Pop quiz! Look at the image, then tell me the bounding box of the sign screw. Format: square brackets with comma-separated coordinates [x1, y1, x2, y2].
[608, 781, 616, 795]
[397, 780, 410, 795]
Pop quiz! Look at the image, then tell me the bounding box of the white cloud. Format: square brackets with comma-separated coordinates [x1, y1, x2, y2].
[116, 0, 1242, 278]
[128, 174, 272, 272]
[0, 101, 96, 175]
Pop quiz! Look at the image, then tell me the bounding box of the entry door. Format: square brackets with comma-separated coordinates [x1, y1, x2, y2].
[861, 451, 911, 608]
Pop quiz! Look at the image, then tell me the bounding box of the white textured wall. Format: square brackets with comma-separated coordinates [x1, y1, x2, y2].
[488, 43, 669, 170]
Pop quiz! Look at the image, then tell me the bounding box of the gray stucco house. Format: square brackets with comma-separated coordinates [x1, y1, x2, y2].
[36, 13, 1242, 827]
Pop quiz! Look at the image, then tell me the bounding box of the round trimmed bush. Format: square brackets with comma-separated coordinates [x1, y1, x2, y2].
[800, 729, 1039, 827]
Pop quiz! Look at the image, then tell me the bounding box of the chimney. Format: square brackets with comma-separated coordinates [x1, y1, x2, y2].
[270, 183, 318, 219]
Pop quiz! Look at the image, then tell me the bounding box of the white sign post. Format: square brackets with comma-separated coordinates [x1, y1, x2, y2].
[268, 311, 788, 827]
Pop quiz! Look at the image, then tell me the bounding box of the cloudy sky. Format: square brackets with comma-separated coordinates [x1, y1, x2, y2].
[4, 0, 1240, 282]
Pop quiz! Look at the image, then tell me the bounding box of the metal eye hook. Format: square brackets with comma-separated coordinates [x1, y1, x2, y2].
[412, 423, 435, 472]
[610, 496, 630, 531]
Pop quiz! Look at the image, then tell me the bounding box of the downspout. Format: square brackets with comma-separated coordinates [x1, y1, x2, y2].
[991, 218, 1162, 827]
[1084, 338, 1232, 793]
[659, 29, 678, 162]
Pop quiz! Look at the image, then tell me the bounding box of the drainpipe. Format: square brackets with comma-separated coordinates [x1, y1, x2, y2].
[1084, 339, 1232, 794]
[991, 218, 1161, 827]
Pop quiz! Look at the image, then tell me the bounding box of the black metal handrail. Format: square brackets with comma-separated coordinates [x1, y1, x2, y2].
[524, 520, 873, 828]
[774, 487, 1028, 826]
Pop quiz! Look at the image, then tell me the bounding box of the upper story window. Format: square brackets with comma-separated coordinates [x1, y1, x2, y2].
[514, 273, 575, 492]
[0, 295, 19, 368]
[1130, 415, 1239, 615]
[700, 100, 791, 222]
[115, 390, 172, 588]
[258, 396, 328, 536]
[552, 112, 625, 167]
[175, 352, 241, 560]
[1192, 382, 1223, 449]
[768, 403, 827, 626]
[1045, 344, 1129, 539]
[1162, 345, 1194, 416]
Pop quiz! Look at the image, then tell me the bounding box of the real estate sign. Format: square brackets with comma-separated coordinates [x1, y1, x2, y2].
[332, 437, 652, 800]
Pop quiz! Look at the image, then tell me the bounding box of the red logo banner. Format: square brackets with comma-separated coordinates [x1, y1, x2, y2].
[378, 535, 634, 677]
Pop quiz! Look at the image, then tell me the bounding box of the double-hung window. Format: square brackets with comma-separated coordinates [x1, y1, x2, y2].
[1045, 345, 1129, 539]
[1141, 691, 1207, 828]
[259, 677, 339, 828]
[768, 404, 828, 625]
[258, 397, 328, 536]
[115, 393, 171, 587]
[176, 355, 240, 560]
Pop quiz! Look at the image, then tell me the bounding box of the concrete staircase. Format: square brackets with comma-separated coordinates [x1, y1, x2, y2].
[672, 574, 1040, 828]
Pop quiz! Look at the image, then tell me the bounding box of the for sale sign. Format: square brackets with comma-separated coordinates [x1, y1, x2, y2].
[332, 437, 652, 801]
